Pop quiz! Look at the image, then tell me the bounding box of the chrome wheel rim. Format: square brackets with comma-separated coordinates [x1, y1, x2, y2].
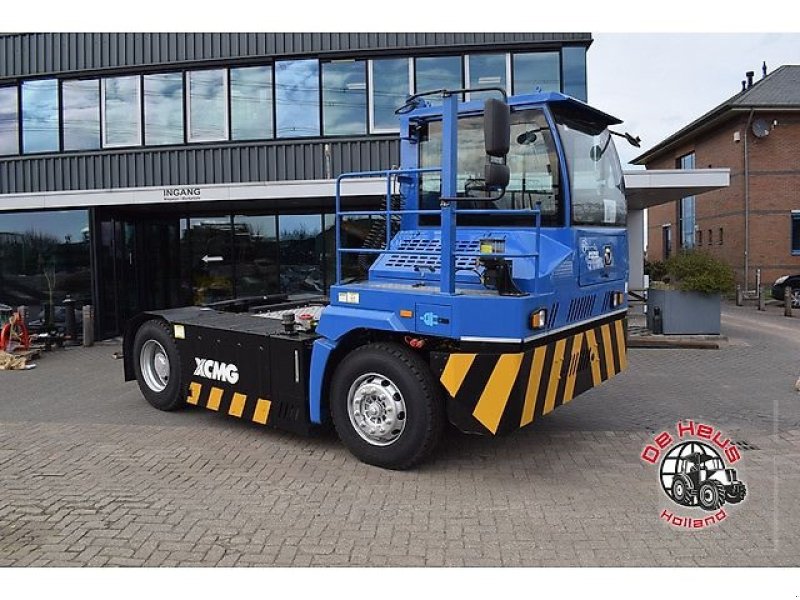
[792, 289, 800, 308]
[701, 487, 714, 505]
[140, 339, 170, 393]
[347, 372, 406, 446]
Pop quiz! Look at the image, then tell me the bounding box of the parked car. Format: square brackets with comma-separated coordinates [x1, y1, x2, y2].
[771, 274, 800, 307]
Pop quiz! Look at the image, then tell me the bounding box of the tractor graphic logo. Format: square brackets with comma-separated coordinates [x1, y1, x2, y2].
[660, 441, 747, 510]
[640, 421, 748, 530]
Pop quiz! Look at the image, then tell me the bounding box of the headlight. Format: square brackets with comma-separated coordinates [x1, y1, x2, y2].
[775, 275, 789, 285]
[530, 309, 547, 329]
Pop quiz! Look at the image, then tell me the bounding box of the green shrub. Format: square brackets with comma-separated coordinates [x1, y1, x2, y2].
[662, 251, 735, 295]
[644, 259, 668, 282]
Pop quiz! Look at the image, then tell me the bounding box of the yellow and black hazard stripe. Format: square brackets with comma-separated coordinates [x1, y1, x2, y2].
[186, 381, 273, 426]
[433, 314, 627, 436]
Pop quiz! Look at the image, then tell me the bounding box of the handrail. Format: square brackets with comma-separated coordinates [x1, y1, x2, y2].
[334, 168, 543, 293]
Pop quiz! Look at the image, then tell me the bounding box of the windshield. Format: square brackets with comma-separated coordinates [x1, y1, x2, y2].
[418, 108, 561, 227]
[554, 110, 626, 227]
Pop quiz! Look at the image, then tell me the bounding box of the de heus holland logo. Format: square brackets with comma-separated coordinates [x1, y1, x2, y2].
[194, 358, 239, 384]
[641, 420, 748, 530]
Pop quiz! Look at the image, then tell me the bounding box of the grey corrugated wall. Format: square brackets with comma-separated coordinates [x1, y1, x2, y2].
[0, 33, 590, 78]
[0, 32, 590, 195]
[0, 138, 400, 193]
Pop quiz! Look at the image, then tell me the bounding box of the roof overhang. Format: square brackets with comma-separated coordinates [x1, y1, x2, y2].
[0, 178, 387, 212]
[624, 168, 730, 210]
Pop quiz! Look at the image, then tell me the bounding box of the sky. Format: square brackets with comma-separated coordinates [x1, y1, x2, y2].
[587, 33, 800, 167]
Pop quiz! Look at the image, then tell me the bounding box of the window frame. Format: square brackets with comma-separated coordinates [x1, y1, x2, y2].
[792, 212, 800, 256]
[511, 51, 562, 96]
[61, 78, 102, 152]
[0, 85, 19, 156]
[21, 78, 61, 154]
[464, 53, 511, 101]
[274, 58, 322, 140]
[143, 71, 185, 147]
[368, 57, 414, 134]
[229, 64, 275, 142]
[321, 59, 368, 137]
[186, 68, 230, 144]
[101, 75, 142, 149]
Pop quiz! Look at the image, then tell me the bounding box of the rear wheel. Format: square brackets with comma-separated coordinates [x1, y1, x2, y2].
[132, 320, 185, 411]
[330, 342, 444, 470]
[792, 288, 800, 308]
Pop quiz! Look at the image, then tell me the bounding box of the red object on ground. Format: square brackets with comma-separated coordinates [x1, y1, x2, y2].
[0, 313, 31, 352]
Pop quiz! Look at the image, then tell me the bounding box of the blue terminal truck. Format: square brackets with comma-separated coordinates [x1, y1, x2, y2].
[123, 88, 630, 470]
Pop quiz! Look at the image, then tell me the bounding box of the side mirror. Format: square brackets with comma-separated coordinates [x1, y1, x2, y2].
[484, 98, 510, 157]
[485, 162, 510, 191]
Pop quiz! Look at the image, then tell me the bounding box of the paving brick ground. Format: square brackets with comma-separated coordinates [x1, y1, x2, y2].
[1, 302, 799, 567]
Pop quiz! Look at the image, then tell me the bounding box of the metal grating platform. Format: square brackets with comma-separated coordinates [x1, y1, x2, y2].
[383, 238, 481, 272]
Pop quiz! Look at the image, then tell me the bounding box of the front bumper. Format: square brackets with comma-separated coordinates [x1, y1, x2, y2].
[430, 313, 628, 435]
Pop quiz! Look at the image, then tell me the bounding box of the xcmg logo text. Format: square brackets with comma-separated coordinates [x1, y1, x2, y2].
[193, 358, 239, 384]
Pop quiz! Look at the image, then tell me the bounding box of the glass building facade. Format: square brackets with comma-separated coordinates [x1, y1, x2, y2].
[0, 33, 590, 337]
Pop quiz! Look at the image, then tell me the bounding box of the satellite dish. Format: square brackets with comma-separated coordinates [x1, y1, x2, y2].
[752, 118, 770, 138]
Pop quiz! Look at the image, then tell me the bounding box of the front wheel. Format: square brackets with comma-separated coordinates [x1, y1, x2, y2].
[330, 342, 444, 470]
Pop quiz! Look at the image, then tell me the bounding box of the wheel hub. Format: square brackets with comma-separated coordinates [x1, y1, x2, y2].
[348, 373, 406, 446]
[140, 339, 170, 393]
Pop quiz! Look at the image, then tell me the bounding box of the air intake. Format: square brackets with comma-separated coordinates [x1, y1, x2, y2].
[567, 294, 596, 322]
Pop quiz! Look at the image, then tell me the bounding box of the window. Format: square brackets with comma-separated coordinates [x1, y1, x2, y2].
[187, 69, 228, 142]
[555, 108, 626, 226]
[0, 86, 18, 156]
[369, 58, 410, 132]
[419, 108, 561, 227]
[678, 153, 696, 249]
[278, 214, 323, 294]
[662, 226, 672, 260]
[322, 60, 367, 136]
[102, 76, 141, 147]
[144, 73, 184, 146]
[62, 79, 100, 151]
[0, 209, 92, 317]
[718, 227, 723, 245]
[698, 229, 703, 246]
[275, 59, 320, 138]
[234, 215, 279, 295]
[466, 53, 507, 101]
[415, 56, 462, 105]
[231, 66, 273, 141]
[792, 213, 800, 255]
[708, 229, 712, 245]
[22, 79, 59, 153]
[562, 47, 587, 102]
[513, 52, 560, 94]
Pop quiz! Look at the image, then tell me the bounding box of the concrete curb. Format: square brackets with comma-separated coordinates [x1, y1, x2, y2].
[627, 334, 728, 349]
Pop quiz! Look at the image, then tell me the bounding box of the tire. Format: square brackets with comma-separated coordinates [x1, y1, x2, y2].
[132, 319, 185, 412]
[791, 288, 800, 309]
[725, 485, 747, 504]
[330, 342, 444, 470]
[697, 481, 726, 511]
[671, 476, 692, 506]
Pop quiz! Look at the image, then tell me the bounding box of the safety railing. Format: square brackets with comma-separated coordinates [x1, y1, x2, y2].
[335, 168, 542, 295]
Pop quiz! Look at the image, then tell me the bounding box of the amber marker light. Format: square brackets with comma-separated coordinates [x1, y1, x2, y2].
[399, 309, 413, 318]
[530, 308, 547, 329]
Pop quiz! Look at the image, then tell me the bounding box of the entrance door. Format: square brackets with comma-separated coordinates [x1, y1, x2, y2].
[94, 212, 184, 336]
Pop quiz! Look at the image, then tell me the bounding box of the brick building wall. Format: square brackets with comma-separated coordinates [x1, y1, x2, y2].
[645, 112, 800, 288]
